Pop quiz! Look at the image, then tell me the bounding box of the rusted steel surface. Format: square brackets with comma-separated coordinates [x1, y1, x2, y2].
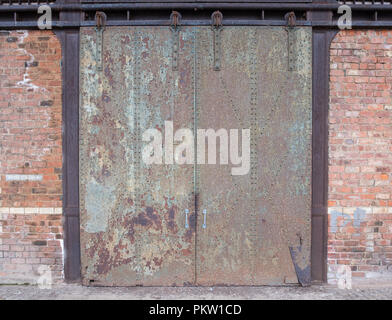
[80, 26, 312, 286]
[253, 26, 312, 285]
[80, 26, 196, 286]
[311, 29, 338, 283]
[55, 26, 81, 283]
[196, 26, 312, 285]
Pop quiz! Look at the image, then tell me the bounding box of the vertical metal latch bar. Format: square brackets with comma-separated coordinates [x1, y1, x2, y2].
[185, 209, 189, 229]
[211, 11, 223, 71]
[170, 11, 181, 71]
[285, 11, 296, 72]
[95, 11, 106, 72]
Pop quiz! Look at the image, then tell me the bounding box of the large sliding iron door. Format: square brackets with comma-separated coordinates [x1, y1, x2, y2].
[80, 26, 312, 286]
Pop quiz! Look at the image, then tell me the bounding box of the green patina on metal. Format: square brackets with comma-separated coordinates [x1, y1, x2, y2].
[79, 26, 312, 286]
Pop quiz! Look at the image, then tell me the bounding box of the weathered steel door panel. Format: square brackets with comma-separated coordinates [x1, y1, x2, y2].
[253, 27, 312, 285]
[195, 27, 312, 285]
[80, 26, 312, 286]
[80, 27, 196, 286]
[194, 27, 254, 285]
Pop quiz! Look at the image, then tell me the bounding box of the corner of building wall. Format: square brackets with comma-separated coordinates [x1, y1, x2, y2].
[0, 29, 64, 285]
[328, 29, 392, 284]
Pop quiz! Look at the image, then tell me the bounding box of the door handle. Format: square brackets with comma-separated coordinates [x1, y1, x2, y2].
[185, 209, 189, 229]
[202, 209, 207, 229]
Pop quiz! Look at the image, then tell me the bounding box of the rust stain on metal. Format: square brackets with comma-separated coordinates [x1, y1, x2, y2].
[195, 26, 312, 285]
[80, 26, 196, 286]
[80, 26, 312, 286]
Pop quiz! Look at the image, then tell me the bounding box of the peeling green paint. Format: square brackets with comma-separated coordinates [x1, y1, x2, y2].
[85, 180, 116, 233]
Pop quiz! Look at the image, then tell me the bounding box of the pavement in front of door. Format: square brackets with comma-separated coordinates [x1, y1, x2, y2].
[1, 281, 392, 300]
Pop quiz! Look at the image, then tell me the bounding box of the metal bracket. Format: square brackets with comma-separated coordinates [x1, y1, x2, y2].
[289, 245, 311, 286]
[285, 11, 296, 72]
[95, 11, 107, 72]
[170, 11, 182, 71]
[211, 11, 223, 71]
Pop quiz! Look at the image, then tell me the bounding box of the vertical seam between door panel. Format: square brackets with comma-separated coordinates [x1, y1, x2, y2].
[193, 28, 199, 285]
[249, 27, 259, 285]
[133, 29, 142, 284]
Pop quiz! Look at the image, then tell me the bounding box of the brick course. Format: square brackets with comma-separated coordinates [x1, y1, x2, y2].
[329, 30, 392, 282]
[0, 30, 63, 283]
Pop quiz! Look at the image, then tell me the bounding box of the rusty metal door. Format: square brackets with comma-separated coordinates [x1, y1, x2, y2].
[79, 26, 312, 286]
[195, 27, 312, 285]
[80, 27, 196, 286]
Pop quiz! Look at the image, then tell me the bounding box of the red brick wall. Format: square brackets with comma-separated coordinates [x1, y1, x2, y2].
[0, 30, 63, 283]
[329, 30, 392, 282]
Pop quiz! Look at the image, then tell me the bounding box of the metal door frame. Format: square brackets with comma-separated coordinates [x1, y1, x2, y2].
[60, 18, 332, 283]
[4, 0, 392, 283]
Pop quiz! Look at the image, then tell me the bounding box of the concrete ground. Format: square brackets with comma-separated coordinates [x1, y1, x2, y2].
[1, 282, 392, 300]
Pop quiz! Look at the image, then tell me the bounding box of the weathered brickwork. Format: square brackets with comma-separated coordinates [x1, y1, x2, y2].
[329, 30, 392, 282]
[0, 30, 63, 283]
